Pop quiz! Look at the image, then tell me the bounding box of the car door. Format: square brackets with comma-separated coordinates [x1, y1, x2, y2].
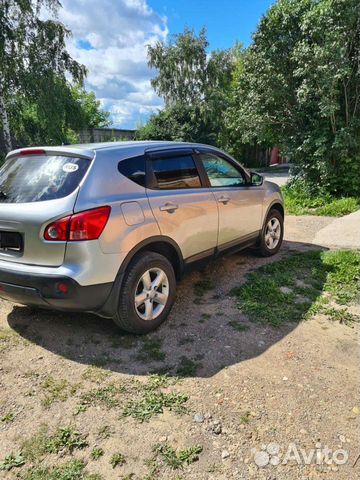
[197, 151, 264, 248]
[146, 149, 218, 261]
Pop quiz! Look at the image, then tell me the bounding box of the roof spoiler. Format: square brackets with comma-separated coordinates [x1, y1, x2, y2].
[6, 146, 95, 161]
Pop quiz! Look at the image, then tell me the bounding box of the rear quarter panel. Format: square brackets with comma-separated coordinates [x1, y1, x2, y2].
[74, 148, 160, 255]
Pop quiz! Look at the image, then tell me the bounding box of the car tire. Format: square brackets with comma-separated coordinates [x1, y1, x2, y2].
[257, 209, 284, 257]
[112, 251, 176, 334]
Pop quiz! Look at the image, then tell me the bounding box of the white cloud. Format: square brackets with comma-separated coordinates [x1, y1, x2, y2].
[57, 0, 167, 128]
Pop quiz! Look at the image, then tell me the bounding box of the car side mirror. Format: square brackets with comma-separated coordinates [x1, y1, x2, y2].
[250, 172, 263, 186]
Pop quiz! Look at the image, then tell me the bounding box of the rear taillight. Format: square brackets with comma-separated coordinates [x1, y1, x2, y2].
[44, 216, 71, 241]
[69, 206, 111, 241]
[44, 206, 111, 242]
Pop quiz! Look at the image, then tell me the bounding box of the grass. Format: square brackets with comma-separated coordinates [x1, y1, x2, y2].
[231, 250, 359, 327]
[82, 366, 110, 383]
[239, 411, 251, 424]
[92, 355, 111, 367]
[193, 275, 214, 301]
[22, 459, 102, 480]
[21, 426, 49, 462]
[198, 313, 211, 323]
[96, 425, 112, 440]
[110, 334, 138, 349]
[136, 337, 165, 362]
[76, 383, 125, 413]
[0, 452, 25, 471]
[176, 356, 202, 377]
[122, 374, 186, 421]
[1, 411, 16, 423]
[228, 320, 249, 332]
[22, 425, 88, 461]
[148, 444, 202, 472]
[0, 327, 20, 351]
[110, 453, 126, 468]
[45, 426, 88, 454]
[145, 374, 179, 391]
[282, 185, 359, 216]
[318, 306, 358, 326]
[123, 390, 188, 421]
[41, 376, 77, 408]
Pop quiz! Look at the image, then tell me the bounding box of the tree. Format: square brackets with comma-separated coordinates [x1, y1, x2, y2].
[136, 104, 207, 143]
[9, 83, 110, 147]
[71, 86, 110, 130]
[226, 0, 360, 195]
[0, 0, 86, 152]
[139, 28, 235, 146]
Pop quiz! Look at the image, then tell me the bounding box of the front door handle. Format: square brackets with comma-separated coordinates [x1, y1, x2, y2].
[159, 202, 179, 213]
[217, 195, 230, 204]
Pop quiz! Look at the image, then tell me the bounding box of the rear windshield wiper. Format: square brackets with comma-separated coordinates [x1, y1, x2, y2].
[0, 191, 7, 199]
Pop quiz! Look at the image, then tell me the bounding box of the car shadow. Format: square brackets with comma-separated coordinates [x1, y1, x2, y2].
[7, 241, 329, 378]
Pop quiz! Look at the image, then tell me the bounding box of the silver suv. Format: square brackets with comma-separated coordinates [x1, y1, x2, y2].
[0, 141, 284, 333]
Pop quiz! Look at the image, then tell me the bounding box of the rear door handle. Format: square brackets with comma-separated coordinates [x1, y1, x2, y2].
[159, 202, 179, 213]
[217, 195, 230, 204]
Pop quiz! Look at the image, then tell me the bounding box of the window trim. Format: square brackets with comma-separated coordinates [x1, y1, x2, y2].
[145, 148, 206, 191]
[194, 148, 251, 188]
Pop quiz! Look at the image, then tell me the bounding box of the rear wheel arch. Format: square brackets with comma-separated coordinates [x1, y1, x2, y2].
[98, 236, 183, 319]
[119, 236, 183, 281]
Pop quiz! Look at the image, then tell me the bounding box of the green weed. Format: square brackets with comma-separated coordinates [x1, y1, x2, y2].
[0, 452, 25, 471]
[152, 443, 202, 469]
[110, 453, 126, 468]
[1, 411, 16, 423]
[91, 447, 104, 460]
[45, 426, 88, 454]
[22, 459, 102, 480]
[123, 390, 188, 422]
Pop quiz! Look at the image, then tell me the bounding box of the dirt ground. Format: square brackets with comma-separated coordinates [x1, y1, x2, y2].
[0, 215, 359, 479]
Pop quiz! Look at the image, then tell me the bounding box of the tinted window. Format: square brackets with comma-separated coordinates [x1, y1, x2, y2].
[0, 155, 90, 203]
[200, 153, 245, 187]
[151, 155, 201, 190]
[118, 155, 146, 187]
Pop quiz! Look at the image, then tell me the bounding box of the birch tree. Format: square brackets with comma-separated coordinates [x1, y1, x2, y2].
[0, 0, 86, 152]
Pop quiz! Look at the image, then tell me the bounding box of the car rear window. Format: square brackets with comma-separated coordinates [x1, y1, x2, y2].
[0, 155, 91, 203]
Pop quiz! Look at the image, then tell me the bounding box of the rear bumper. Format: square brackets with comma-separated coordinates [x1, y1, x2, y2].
[0, 267, 113, 313]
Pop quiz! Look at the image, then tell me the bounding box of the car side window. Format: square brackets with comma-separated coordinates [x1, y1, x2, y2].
[118, 155, 146, 187]
[151, 154, 201, 190]
[199, 153, 246, 187]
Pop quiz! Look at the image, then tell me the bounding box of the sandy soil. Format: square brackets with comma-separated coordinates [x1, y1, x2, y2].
[0, 222, 359, 479]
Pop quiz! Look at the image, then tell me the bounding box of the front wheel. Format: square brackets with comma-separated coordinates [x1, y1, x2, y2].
[112, 251, 176, 334]
[257, 209, 284, 257]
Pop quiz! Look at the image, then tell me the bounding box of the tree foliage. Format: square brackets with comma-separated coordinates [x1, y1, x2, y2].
[138, 29, 235, 145]
[226, 0, 360, 195]
[8, 84, 110, 147]
[0, 0, 108, 152]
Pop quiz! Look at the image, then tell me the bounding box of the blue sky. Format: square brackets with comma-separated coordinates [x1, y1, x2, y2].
[58, 0, 274, 129]
[149, 0, 274, 49]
